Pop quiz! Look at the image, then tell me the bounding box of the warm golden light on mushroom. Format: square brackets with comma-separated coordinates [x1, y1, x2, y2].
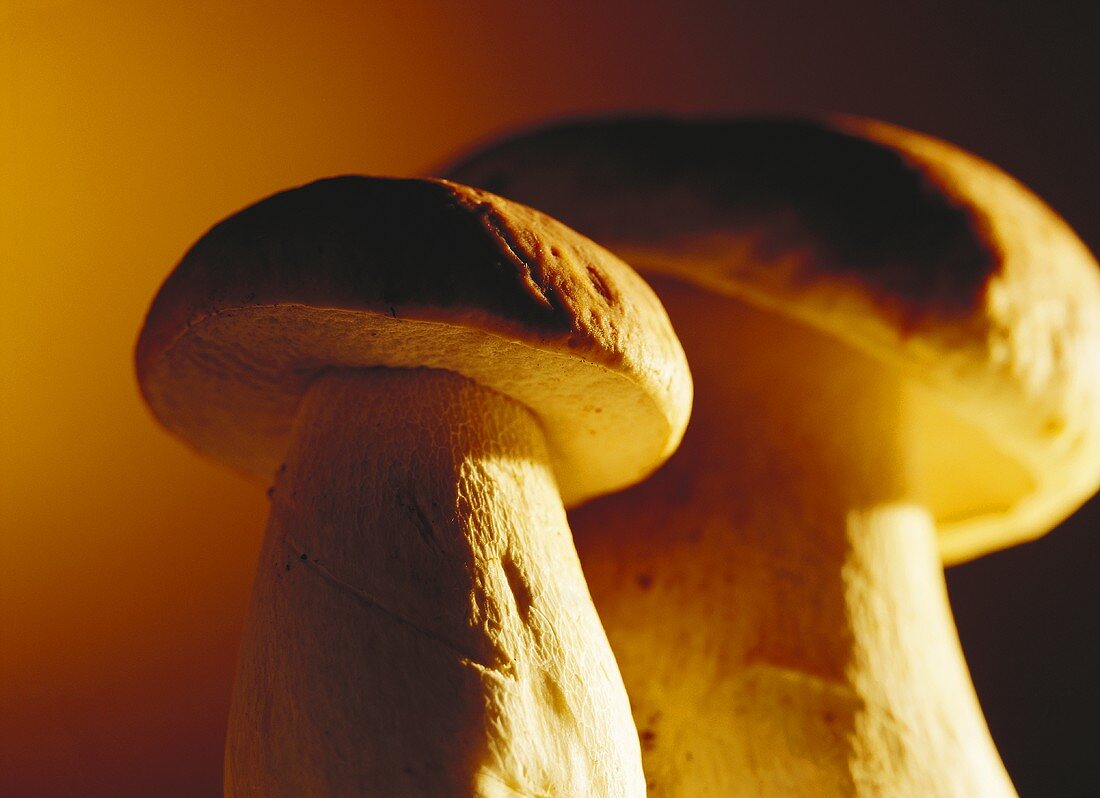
[445, 115, 1100, 796]
[135, 177, 691, 794]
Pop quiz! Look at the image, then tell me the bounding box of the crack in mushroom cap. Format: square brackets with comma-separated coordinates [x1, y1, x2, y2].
[135, 176, 691, 507]
[443, 115, 1100, 563]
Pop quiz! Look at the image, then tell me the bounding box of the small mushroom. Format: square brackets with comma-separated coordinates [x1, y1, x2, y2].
[445, 117, 1100, 795]
[135, 176, 691, 796]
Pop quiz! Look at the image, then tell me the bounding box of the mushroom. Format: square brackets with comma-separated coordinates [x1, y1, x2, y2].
[135, 176, 691, 796]
[444, 116, 1100, 795]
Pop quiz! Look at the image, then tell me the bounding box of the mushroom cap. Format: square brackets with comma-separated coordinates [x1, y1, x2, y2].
[136, 176, 691, 507]
[443, 115, 1100, 563]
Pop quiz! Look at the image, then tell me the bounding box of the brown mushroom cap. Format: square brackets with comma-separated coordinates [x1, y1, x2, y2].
[444, 115, 1100, 562]
[136, 176, 691, 507]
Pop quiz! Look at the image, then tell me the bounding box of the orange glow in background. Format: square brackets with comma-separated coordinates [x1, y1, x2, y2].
[1, 2, 1097, 795]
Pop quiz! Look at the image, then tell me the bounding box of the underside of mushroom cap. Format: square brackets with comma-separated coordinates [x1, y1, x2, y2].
[136, 176, 691, 507]
[443, 115, 1100, 562]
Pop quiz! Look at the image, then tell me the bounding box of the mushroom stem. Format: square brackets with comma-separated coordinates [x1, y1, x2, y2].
[573, 278, 1016, 796]
[226, 368, 644, 797]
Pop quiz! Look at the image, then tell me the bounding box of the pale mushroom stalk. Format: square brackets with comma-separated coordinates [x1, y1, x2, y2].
[135, 176, 691, 796]
[444, 115, 1100, 796]
[227, 368, 639, 795]
[575, 281, 1014, 795]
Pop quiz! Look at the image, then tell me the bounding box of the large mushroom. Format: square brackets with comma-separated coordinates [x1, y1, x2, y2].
[445, 116, 1100, 795]
[135, 176, 691, 796]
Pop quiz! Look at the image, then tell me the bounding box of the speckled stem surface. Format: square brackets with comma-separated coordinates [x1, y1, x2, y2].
[572, 278, 1017, 796]
[225, 368, 644, 797]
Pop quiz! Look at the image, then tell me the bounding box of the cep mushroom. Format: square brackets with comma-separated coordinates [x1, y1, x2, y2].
[445, 116, 1100, 795]
[135, 176, 691, 796]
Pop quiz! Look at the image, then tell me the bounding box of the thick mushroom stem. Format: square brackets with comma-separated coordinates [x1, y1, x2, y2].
[226, 368, 644, 797]
[573, 278, 1016, 797]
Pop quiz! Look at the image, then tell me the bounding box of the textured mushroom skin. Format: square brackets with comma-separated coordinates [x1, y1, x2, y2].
[135, 176, 690, 506]
[226, 369, 645, 797]
[443, 116, 1100, 561]
[135, 177, 691, 794]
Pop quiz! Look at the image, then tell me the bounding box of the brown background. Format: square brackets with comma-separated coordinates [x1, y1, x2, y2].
[1, 1, 1096, 795]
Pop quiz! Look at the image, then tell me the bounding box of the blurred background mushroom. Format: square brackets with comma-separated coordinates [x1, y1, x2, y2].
[1, 1, 1097, 795]
[444, 115, 1100, 795]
